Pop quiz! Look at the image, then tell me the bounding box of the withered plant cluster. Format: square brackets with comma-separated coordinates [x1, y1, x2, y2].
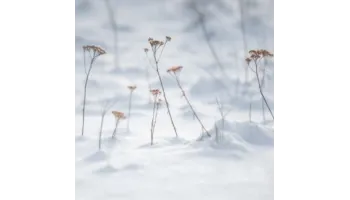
[80, 38, 274, 149]
[144, 36, 179, 142]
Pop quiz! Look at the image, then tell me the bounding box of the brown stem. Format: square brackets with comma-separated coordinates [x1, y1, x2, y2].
[174, 75, 210, 137]
[81, 56, 95, 136]
[152, 50, 178, 137]
[112, 118, 120, 139]
[254, 60, 274, 120]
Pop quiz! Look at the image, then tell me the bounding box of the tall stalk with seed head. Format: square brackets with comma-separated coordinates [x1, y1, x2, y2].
[126, 85, 137, 132]
[81, 45, 106, 136]
[144, 36, 179, 137]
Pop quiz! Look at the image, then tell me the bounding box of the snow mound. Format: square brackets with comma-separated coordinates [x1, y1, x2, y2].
[197, 119, 274, 149]
[95, 164, 118, 174]
[84, 151, 108, 162]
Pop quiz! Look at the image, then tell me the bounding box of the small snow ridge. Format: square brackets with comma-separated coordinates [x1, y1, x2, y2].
[196, 119, 274, 151]
[95, 164, 118, 174]
[121, 163, 142, 171]
[84, 151, 108, 162]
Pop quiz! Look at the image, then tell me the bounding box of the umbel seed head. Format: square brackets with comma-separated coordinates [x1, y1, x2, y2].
[166, 36, 171, 42]
[128, 85, 137, 91]
[83, 45, 106, 56]
[112, 111, 126, 119]
[248, 49, 273, 61]
[150, 89, 161, 96]
[167, 66, 183, 73]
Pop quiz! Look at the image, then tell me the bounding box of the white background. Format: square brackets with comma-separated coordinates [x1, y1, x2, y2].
[0, 0, 350, 199]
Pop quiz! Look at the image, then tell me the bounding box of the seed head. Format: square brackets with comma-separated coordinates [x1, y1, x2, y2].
[245, 57, 252, 65]
[83, 45, 106, 56]
[112, 111, 126, 119]
[150, 89, 161, 96]
[128, 85, 137, 91]
[167, 66, 183, 73]
[166, 36, 171, 42]
[144, 48, 149, 53]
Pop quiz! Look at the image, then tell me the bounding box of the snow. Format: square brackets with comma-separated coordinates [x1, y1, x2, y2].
[76, 0, 273, 199]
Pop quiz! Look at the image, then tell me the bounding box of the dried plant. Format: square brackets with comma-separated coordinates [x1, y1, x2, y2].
[111, 111, 126, 139]
[150, 89, 162, 145]
[144, 36, 179, 137]
[81, 45, 106, 136]
[245, 49, 274, 120]
[167, 66, 210, 137]
[98, 98, 119, 150]
[127, 85, 137, 132]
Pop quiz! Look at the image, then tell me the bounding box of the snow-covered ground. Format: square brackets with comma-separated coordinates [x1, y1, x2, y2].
[76, 0, 274, 199]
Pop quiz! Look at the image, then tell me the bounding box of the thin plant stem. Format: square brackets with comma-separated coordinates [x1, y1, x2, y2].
[150, 95, 157, 145]
[81, 53, 96, 136]
[152, 49, 178, 137]
[98, 114, 105, 150]
[174, 75, 210, 137]
[112, 118, 120, 139]
[253, 60, 274, 120]
[127, 91, 133, 132]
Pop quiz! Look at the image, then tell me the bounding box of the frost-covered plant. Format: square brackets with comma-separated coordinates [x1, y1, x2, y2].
[144, 36, 179, 137]
[167, 66, 210, 138]
[111, 111, 126, 139]
[81, 45, 106, 136]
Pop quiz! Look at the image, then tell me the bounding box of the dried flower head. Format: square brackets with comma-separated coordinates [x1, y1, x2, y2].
[83, 45, 106, 56]
[148, 37, 154, 42]
[245, 57, 252, 65]
[167, 66, 183, 73]
[112, 111, 126, 119]
[150, 40, 162, 46]
[248, 49, 273, 60]
[144, 48, 149, 53]
[166, 36, 171, 42]
[150, 89, 161, 96]
[128, 85, 137, 91]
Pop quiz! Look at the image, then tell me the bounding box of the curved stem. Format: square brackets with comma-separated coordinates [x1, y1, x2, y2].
[81, 57, 95, 136]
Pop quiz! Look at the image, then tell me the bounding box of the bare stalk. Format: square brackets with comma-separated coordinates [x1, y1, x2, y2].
[253, 60, 274, 119]
[82, 55, 95, 136]
[174, 75, 210, 137]
[127, 90, 133, 132]
[150, 95, 157, 145]
[81, 46, 106, 136]
[149, 40, 179, 137]
[98, 99, 119, 150]
[215, 98, 225, 129]
[215, 123, 219, 144]
[98, 114, 105, 150]
[112, 118, 120, 139]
